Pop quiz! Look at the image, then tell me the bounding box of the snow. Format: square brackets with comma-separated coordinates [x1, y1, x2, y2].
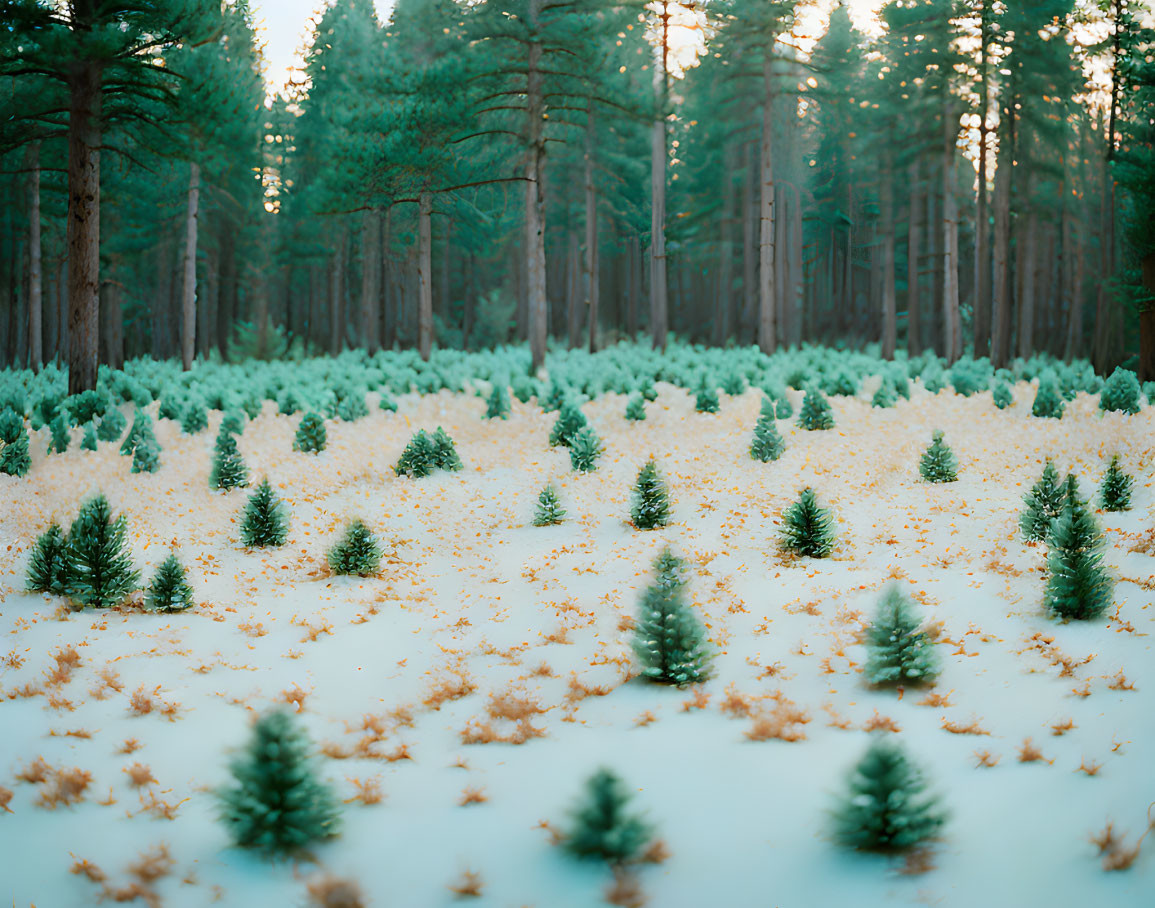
[1, 382, 1152, 907]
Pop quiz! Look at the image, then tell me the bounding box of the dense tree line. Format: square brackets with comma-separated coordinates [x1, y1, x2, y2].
[1, 0, 1152, 389]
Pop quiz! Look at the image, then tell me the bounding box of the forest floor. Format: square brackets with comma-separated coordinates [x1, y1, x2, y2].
[0, 381, 1152, 908]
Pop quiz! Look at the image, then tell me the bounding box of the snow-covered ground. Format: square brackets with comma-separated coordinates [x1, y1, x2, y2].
[1, 381, 1152, 907]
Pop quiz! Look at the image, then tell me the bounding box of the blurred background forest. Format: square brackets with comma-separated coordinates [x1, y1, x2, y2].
[1, 0, 1153, 391]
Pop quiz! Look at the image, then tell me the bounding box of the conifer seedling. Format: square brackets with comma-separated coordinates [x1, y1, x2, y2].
[533, 484, 566, 526]
[797, 386, 835, 430]
[210, 430, 249, 490]
[1031, 372, 1065, 419]
[864, 586, 939, 685]
[181, 399, 208, 434]
[485, 383, 510, 420]
[569, 426, 602, 473]
[146, 554, 195, 611]
[0, 422, 30, 477]
[832, 739, 946, 852]
[992, 381, 1013, 409]
[780, 488, 836, 558]
[1099, 456, 1132, 512]
[549, 400, 589, 448]
[80, 422, 98, 451]
[218, 710, 341, 857]
[631, 459, 670, 529]
[328, 520, 382, 576]
[1044, 476, 1113, 621]
[240, 479, 290, 548]
[64, 494, 140, 609]
[219, 410, 246, 437]
[749, 414, 785, 462]
[563, 768, 653, 864]
[1099, 367, 1141, 414]
[919, 430, 958, 483]
[631, 548, 711, 685]
[131, 439, 161, 474]
[624, 393, 646, 421]
[96, 406, 127, 442]
[120, 408, 157, 456]
[26, 523, 70, 595]
[293, 412, 328, 454]
[395, 430, 437, 477]
[430, 427, 462, 471]
[694, 382, 720, 414]
[1020, 460, 1065, 542]
[871, 379, 897, 409]
[48, 413, 71, 454]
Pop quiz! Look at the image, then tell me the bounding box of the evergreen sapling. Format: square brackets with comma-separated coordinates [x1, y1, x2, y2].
[780, 488, 836, 558]
[1044, 476, 1113, 621]
[871, 379, 897, 409]
[181, 399, 208, 434]
[864, 586, 939, 685]
[328, 520, 381, 576]
[1099, 367, 1141, 414]
[919, 430, 958, 483]
[772, 393, 793, 419]
[832, 739, 946, 852]
[131, 439, 161, 474]
[624, 393, 646, 421]
[569, 426, 602, 473]
[293, 412, 327, 454]
[631, 548, 711, 685]
[218, 710, 341, 857]
[430, 428, 462, 471]
[992, 381, 1013, 409]
[210, 430, 249, 490]
[146, 555, 195, 611]
[96, 406, 126, 442]
[120, 408, 157, 456]
[533, 484, 566, 526]
[48, 413, 71, 454]
[26, 523, 70, 595]
[630, 459, 670, 529]
[694, 381, 720, 413]
[80, 422, 98, 451]
[240, 479, 290, 547]
[1031, 372, 1065, 419]
[395, 430, 437, 477]
[797, 386, 835, 430]
[64, 494, 140, 608]
[549, 400, 589, 448]
[562, 768, 653, 864]
[0, 418, 30, 477]
[485, 383, 510, 420]
[749, 414, 785, 462]
[1020, 461, 1065, 542]
[1099, 456, 1132, 511]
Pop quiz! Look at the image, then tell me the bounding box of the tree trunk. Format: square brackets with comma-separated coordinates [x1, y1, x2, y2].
[585, 104, 599, 353]
[942, 106, 961, 363]
[180, 160, 200, 370]
[757, 56, 777, 353]
[418, 191, 433, 361]
[100, 273, 124, 370]
[789, 182, 802, 346]
[329, 224, 346, 354]
[26, 142, 43, 370]
[907, 159, 921, 355]
[1017, 205, 1036, 359]
[742, 142, 757, 344]
[526, 0, 548, 371]
[382, 208, 394, 349]
[66, 60, 102, 393]
[973, 0, 992, 359]
[360, 208, 379, 352]
[650, 71, 668, 352]
[1140, 254, 1155, 382]
[991, 111, 1013, 367]
[1064, 218, 1083, 361]
[881, 153, 897, 359]
[717, 144, 734, 345]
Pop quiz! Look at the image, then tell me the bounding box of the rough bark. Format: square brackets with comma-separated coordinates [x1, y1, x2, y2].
[360, 209, 380, 352]
[1140, 254, 1155, 382]
[26, 142, 43, 369]
[717, 144, 734, 345]
[942, 106, 961, 363]
[880, 153, 897, 359]
[742, 142, 757, 344]
[418, 191, 433, 361]
[180, 160, 200, 370]
[650, 64, 669, 352]
[907, 159, 922, 355]
[973, 0, 992, 358]
[991, 114, 1013, 367]
[1017, 205, 1036, 359]
[329, 224, 347, 354]
[584, 104, 599, 353]
[757, 56, 776, 353]
[526, 0, 548, 371]
[66, 60, 102, 393]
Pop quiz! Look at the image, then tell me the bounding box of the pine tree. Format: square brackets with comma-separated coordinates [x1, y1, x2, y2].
[1031, 372, 1065, 419]
[624, 393, 646, 421]
[797, 386, 835, 430]
[0, 407, 24, 444]
[832, 738, 946, 852]
[1099, 367, 1141, 414]
[240, 479, 290, 548]
[569, 426, 602, 473]
[864, 586, 939, 685]
[694, 381, 720, 413]
[780, 488, 836, 558]
[48, 413, 71, 453]
[1020, 460, 1065, 542]
[210, 430, 249, 490]
[430, 428, 462, 471]
[327, 519, 382, 576]
[992, 381, 1013, 409]
[120, 408, 157, 456]
[749, 414, 785, 462]
[26, 522, 70, 595]
[395, 430, 438, 477]
[96, 406, 127, 442]
[64, 494, 140, 609]
[871, 379, 897, 409]
[131, 439, 161, 474]
[1099, 456, 1133, 512]
[549, 400, 589, 448]
[919, 430, 958, 483]
[771, 393, 793, 419]
[563, 768, 652, 864]
[1044, 477, 1113, 621]
[218, 710, 341, 856]
[631, 548, 711, 685]
[220, 410, 246, 437]
[533, 484, 566, 526]
[0, 423, 31, 477]
[485, 382, 510, 420]
[146, 554, 194, 611]
[181, 399, 208, 434]
[81, 422, 98, 451]
[294, 412, 328, 454]
[631, 459, 670, 529]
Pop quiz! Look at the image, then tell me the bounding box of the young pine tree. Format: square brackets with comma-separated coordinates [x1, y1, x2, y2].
[48, 413, 71, 453]
[1031, 372, 1065, 419]
[630, 459, 670, 529]
[80, 422, 98, 451]
[563, 768, 653, 864]
[120, 408, 157, 456]
[146, 555, 194, 612]
[832, 738, 946, 852]
[1099, 367, 1141, 414]
[533, 484, 565, 526]
[293, 412, 328, 454]
[549, 400, 589, 448]
[220, 410, 246, 437]
[0, 422, 31, 477]
[131, 439, 161, 474]
[181, 399, 208, 434]
[210, 430, 249, 490]
[694, 381, 720, 414]
[871, 379, 897, 409]
[1099, 456, 1133, 511]
[65, 494, 140, 609]
[864, 586, 939, 685]
[485, 383, 510, 420]
[624, 393, 646, 421]
[26, 522, 70, 595]
[919, 430, 958, 483]
[395, 430, 437, 477]
[749, 414, 785, 462]
[327, 520, 382, 576]
[569, 426, 602, 473]
[96, 406, 127, 442]
[218, 710, 341, 857]
[771, 393, 793, 419]
[1044, 476, 1113, 621]
[240, 479, 290, 548]
[631, 548, 711, 685]
[430, 428, 462, 471]
[1020, 460, 1065, 542]
[797, 386, 835, 430]
[992, 381, 1013, 410]
[780, 488, 836, 558]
